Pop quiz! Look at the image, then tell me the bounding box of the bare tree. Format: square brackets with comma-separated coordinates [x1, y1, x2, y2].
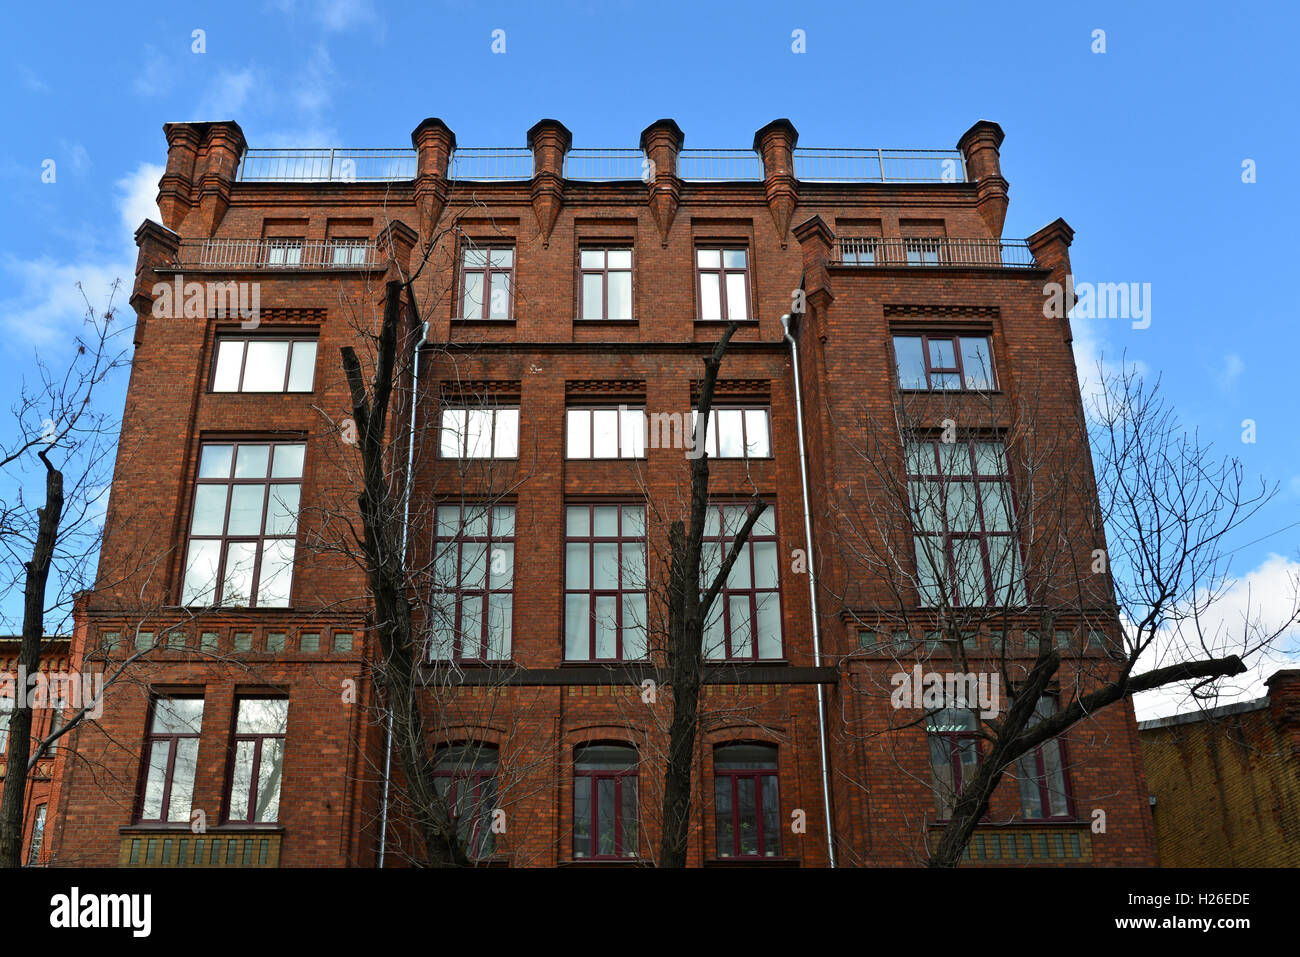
[823, 357, 1296, 867]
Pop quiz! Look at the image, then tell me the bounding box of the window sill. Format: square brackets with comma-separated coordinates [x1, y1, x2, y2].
[120, 823, 285, 834]
[559, 858, 650, 867]
[693, 319, 759, 327]
[573, 318, 639, 325]
[897, 388, 1002, 396]
[451, 317, 517, 326]
[705, 857, 801, 867]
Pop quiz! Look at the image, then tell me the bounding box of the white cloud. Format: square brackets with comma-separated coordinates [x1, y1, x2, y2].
[196, 69, 257, 119]
[115, 162, 164, 237]
[1133, 552, 1300, 721]
[133, 44, 173, 97]
[1214, 353, 1244, 391]
[1070, 310, 1148, 414]
[318, 0, 383, 34]
[17, 65, 50, 93]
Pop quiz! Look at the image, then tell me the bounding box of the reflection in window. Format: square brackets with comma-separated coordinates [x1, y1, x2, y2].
[228, 698, 288, 824]
[460, 246, 514, 320]
[1016, 696, 1073, 819]
[212, 336, 318, 393]
[701, 504, 782, 660]
[430, 505, 515, 661]
[564, 505, 647, 661]
[439, 408, 519, 459]
[566, 407, 646, 459]
[892, 334, 994, 391]
[927, 708, 980, 818]
[690, 407, 771, 458]
[696, 248, 749, 322]
[434, 745, 500, 860]
[580, 248, 633, 320]
[714, 743, 780, 858]
[573, 744, 638, 859]
[138, 697, 204, 823]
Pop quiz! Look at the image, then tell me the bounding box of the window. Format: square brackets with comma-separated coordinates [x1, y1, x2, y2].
[0, 694, 12, 754]
[332, 632, 354, 653]
[566, 407, 645, 459]
[573, 744, 638, 859]
[927, 708, 980, 819]
[691, 407, 771, 458]
[265, 239, 303, 266]
[182, 441, 305, 608]
[1016, 696, 1073, 820]
[434, 745, 499, 860]
[138, 697, 204, 824]
[564, 505, 647, 661]
[430, 505, 515, 661]
[47, 706, 65, 757]
[893, 334, 995, 391]
[329, 239, 369, 266]
[840, 237, 878, 265]
[579, 248, 633, 321]
[27, 805, 46, 865]
[439, 407, 519, 459]
[904, 238, 940, 265]
[906, 439, 1024, 607]
[701, 504, 782, 661]
[459, 245, 514, 320]
[227, 698, 288, 824]
[714, 743, 780, 858]
[696, 248, 749, 322]
[211, 335, 318, 393]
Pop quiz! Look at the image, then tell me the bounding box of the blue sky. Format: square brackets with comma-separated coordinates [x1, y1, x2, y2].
[0, 0, 1296, 712]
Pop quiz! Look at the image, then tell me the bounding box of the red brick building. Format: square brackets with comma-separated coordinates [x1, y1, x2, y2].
[45, 115, 1158, 867]
[1138, 669, 1300, 867]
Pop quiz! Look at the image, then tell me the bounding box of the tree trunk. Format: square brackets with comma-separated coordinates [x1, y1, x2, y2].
[0, 453, 63, 867]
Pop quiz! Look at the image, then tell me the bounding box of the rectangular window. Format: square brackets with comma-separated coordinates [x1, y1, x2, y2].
[27, 805, 46, 865]
[893, 334, 995, 391]
[138, 697, 204, 824]
[434, 746, 499, 860]
[573, 745, 638, 859]
[430, 505, 515, 662]
[696, 247, 750, 322]
[907, 439, 1024, 608]
[566, 407, 646, 459]
[211, 335, 318, 393]
[329, 239, 370, 266]
[579, 248, 633, 320]
[564, 505, 647, 661]
[1016, 696, 1073, 820]
[0, 695, 11, 754]
[227, 698, 288, 824]
[691, 407, 771, 458]
[265, 239, 303, 266]
[181, 440, 305, 608]
[460, 245, 514, 320]
[927, 708, 980, 819]
[904, 238, 940, 265]
[840, 237, 878, 265]
[701, 504, 782, 661]
[439, 408, 519, 459]
[714, 744, 780, 858]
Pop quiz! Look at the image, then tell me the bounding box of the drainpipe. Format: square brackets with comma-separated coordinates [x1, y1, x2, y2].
[379, 317, 430, 868]
[781, 312, 837, 868]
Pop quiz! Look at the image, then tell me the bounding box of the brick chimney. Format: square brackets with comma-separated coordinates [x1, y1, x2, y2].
[411, 117, 456, 241]
[527, 119, 572, 247]
[792, 214, 835, 341]
[639, 119, 684, 246]
[754, 119, 799, 246]
[957, 120, 1009, 238]
[1266, 669, 1300, 756]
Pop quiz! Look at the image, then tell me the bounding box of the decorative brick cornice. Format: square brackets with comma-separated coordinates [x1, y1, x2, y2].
[691, 378, 771, 401]
[565, 379, 647, 396]
[884, 304, 1000, 319]
[439, 380, 522, 399]
[211, 307, 325, 325]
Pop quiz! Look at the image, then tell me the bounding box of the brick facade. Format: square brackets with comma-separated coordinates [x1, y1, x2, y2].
[43, 115, 1158, 867]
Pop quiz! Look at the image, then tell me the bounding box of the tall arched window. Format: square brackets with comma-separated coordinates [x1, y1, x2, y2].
[433, 745, 500, 860]
[714, 743, 781, 858]
[573, 744, 638, 859]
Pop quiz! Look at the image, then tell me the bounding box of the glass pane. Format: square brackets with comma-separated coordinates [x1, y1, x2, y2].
[593, 543, 619, 589]
[752, 541, 778, 589]
[565, 543, 590, 589]
[592, 410, 618, 458]
[182, 539, 221, 605]
[608, 271, 631, 320]
[582, 274, 604, 320]
[725, 273, 748, 321]
[493, 409, 519, 457]
[212, 340, 244, 392]
[243, 341, 290, 391]
[594, 596, 618, 658]
[931, 372, 961, 390]
[168, 738, 199, 821]
[490, 542, 514, 589]
[222, 541, 258, 605]
[893, 337, 927, 389]
[696, 249, 720, 268]
[463, 506, 489, 537]
[580, 250, 605, 269]
[237, 698, 288, 735]
[981, 482, 1011, 531]
[744, 409, 770, 456]
[441, 410, 466, 457]
[620, 777, 638, 857]
[229, 739, 254, 820]
[465, 410, 493, 458]
[573, 776, 591, 857]
[715, 776, 733, 856]
[489, 248, 513, 268]
[622, 594, 647, 660]
[753, 506, 775, 536]
[254, 738, 284, 822]
[944, 482, 979, 533]
[566, 506, 589, 537]
[460, 542, 487, 589]
[461, 272, 484, 319]
[703, 600, 726, 659]
[463, 248, 488, 268]
[234, 444, 270, 478]
[287, 341, 317, 392]
[607, 250, 632, 269]
[568, 410, 591, 458]
[914, 535, 946, 606]
[487, 593, 513, 659]
[621, 506, 645, 536]
[272, 443, 305, 479]
[972, 442, 1006, 476]
[199, 444, 233, 478]
[593, 506, 619, 537]
[256, 539, 295, 607]
[728, 595, 753, 657]
[621, 410, 645, 458]
[736, 778, 758, 855]
[928, 337, 956, 369]
[761, 775, 780, 856]
[699, 273, 721, 321]
[723, 249, 747, 269]
[459, 594, 485, 658]
[492, 505, 515, 537]
[265, 484, 300, 535]
[755, 592, 782, 659]
[226, 484, 265, 535]
[190, 485, 228, 535]
[597, 778, 615, 855]
[952, 538, 986, 607]
[716, 410, 744, 457]
[154, 697, 204, 735]
[488, 273, 510, 319]
[960, 337, 993, 389]
[727, 543, 752, 588]
[564, 594, 590, 659]
[141, 741, 171, 819]
[620, 542, 645, 589]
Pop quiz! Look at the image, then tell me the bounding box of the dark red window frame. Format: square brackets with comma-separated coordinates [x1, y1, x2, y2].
[434, 745, 500, 860]
[713, 743, 781, 859]
[209, 331, 319, 394]
[225, 697, 288, 825]
[572, 743, 638, 860]
[431, 504, 515, 662]
[893, 333, 996, 391]
[135, 696, 204, 825]
[927, 708, 983, 821]
[458, 243, 515, 320]
[1017, 695, 1076, 821]
[564, 504, 647, 662]
[701, 502, 783, 661]
[695, 246, 751, 322]
[578, 247, 634, 321]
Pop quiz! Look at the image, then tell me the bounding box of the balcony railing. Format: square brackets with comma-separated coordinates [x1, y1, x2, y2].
[833, 237, 1038, 268]
[236, 148, 415, 182]
[119, 830, 282, 867]
[235, 146, 968, 184]
[175, 238, 381, 270]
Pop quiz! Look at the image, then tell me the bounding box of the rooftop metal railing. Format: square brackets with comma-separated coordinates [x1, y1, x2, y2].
[175, 238, 381, 269]
[234, 146, 970, 184]
[833, 237, 1037, 268]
